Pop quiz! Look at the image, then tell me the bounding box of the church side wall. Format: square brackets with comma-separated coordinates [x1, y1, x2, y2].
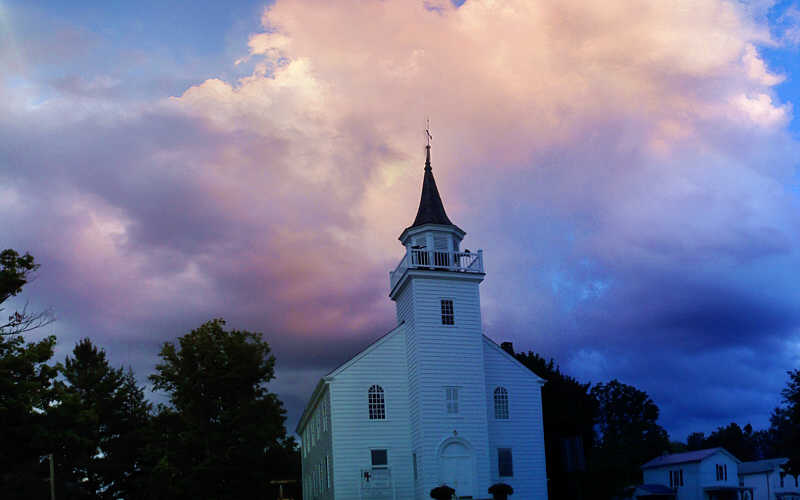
[330, 328, 413, 500]
[411, 276, 490, 499]
[483, 341, 548, 500]
[302, 388, 334, 500]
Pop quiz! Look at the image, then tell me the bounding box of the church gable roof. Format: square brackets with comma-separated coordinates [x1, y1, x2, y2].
[295, 322, 406, 434]
[483, 336, 547, 384]
[326, 322, 406, 379]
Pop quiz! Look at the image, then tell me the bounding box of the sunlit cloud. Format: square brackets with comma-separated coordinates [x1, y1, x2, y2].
[2, 0, 800, 437]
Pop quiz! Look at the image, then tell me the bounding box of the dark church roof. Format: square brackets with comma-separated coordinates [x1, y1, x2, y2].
[410, 145, 456, 228]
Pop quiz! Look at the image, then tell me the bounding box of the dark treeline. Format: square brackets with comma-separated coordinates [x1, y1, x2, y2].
[514, 350, 800, 500]
[1, 247, 298, 499]
[0, 321, 300, 499]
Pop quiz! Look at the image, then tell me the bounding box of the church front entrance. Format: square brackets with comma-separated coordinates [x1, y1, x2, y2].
[439, 440, 475, 498]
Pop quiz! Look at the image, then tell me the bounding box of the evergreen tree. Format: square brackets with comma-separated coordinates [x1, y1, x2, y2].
[0, 334, 59, 497]
[50, 338, 152, 499]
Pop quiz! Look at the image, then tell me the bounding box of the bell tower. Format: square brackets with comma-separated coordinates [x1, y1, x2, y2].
[388, 132, 490, 499]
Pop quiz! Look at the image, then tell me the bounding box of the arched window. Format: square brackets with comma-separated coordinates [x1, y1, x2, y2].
[494, 387, 509, 419]
[368, 385, 386, 420]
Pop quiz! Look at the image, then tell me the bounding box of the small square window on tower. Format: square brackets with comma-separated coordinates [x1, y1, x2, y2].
[441, 299, 454, 325]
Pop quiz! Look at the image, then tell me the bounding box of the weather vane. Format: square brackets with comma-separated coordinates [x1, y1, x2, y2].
[425, 117, 433, 147]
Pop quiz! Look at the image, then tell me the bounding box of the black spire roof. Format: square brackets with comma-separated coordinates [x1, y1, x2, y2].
[410, 144, 455, 228]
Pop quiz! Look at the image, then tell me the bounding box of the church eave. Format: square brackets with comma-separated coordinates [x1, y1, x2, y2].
[389, 267, 485, 300]
[295, 378, 331, 435]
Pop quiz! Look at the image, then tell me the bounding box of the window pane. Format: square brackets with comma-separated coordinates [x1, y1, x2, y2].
[498, 448, 513, 477]
[441, 300, 454, 325]
[368, 385, 386, 420]
[494, 387, 509, 419]
[446, 387, 459, 414]
[371, 449, 388, 467]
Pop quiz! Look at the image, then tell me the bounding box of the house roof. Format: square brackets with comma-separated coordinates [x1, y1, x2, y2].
[408, 145, 458, 230]
[739, 458, 788, 475]
[642, 448, 740, 469]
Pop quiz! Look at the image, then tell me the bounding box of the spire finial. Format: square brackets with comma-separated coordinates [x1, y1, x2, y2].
[425, 118, 432, 171]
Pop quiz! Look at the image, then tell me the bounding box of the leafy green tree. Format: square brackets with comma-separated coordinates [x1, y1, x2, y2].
[686, 431, 706, 450]
[590, 380, 670, 499]
[0, 249, 53, 335]
[515, 351, 596, 500]
[0, 334, 59, 497]
[49, 339, 152, 498]
[771, 369, 800, 475]
[697, 423, 762, 461]
[147, 319, 295, 499]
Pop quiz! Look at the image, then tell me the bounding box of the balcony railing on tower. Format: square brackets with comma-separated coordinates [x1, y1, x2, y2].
[390, 248, 484, 290]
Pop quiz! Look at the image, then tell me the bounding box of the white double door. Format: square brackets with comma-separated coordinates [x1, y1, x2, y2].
[440, 442, 474, 497]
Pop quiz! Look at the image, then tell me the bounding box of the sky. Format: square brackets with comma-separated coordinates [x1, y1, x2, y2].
[2, 0, 800, 442]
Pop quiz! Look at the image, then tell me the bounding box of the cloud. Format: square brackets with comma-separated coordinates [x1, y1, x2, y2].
[3, 0, 800, 436]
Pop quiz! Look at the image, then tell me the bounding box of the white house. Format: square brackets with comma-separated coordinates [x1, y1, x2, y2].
[638, 448, 743, 500]
[295, 142, 548, 500]
[739, 458, 800, 500]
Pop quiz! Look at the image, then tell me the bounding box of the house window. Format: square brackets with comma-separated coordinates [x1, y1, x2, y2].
[325, 455, 330, 490]
[669, 469, 684, 488]
[368, 385, 386, 420]
[445, 387, 459, 414]
[494, 387, 509, 419]
[441, 299, 454, 325]
[371, 449, 388, 469]
[498, 448, 513, 477]
[716, 464, 728, 481]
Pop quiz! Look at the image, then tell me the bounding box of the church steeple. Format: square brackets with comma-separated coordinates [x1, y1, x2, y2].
[410, 143, 455, 228]
[391, 127, 484, 298]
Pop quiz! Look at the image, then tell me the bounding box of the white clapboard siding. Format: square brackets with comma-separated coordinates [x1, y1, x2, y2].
[328, 324, 414, 500]
[300, 387, 334, 500]
[401, 274, 492, 499]
[483, 338, 548, 499]
[643, 449, 741, 500]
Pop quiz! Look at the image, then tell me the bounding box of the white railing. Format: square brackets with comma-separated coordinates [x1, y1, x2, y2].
[390, 249, 484, 290]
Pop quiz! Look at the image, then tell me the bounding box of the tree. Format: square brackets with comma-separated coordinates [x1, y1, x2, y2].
[0, 249, 53, 335]
[147, 319, 295, 498]
[698, 423, 761, 461]
[0, 334, 60, 497]
[515, 351, 596, 500]
[590, 380, 670, 499]
[772, 369, 800, 475]
[49, 339, 152, 499]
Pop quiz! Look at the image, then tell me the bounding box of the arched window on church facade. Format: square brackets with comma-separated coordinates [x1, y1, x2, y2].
[494, 386, 509, 419]
[368, 385, 386, 420]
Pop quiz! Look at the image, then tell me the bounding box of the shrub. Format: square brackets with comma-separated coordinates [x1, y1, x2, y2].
[489, 482, 514, 499]
[430, 484, 455, 500]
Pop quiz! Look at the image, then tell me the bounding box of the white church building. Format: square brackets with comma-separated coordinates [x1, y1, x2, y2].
[296, 142, 548, 500]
